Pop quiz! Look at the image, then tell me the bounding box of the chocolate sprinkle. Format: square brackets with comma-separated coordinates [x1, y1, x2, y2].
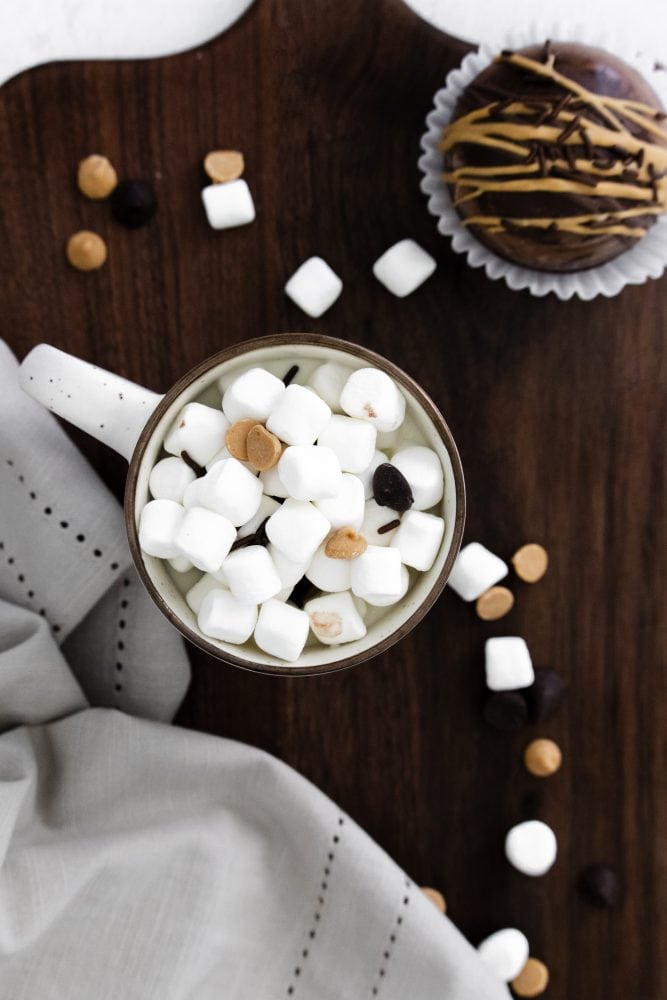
[180, 450, 206, 477]
[229, 517, 270, 552]
[377, 518, 401, 535]
[283, 364, 299, 386]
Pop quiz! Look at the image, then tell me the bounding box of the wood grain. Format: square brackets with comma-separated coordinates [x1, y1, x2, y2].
[1, 1, 665, 996]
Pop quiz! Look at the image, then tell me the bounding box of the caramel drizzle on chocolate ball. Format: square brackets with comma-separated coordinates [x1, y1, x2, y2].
[440, 49, 667, 238]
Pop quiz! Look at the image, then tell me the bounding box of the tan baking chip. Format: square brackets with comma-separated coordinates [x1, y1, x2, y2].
[77, 154, 118, 199]
[420, 886, 446, 913]
[512, 543, 548, 583]
[512, 957, 549, 997]
[325, 527, 368, 560]
[66, 230, 107, 271]
[204, 150, 245, 184]
[246, 424, 282, 470]
[225, 419, 261, 461]
[523, 738, 562, 778]
[475, 585, 514, 621]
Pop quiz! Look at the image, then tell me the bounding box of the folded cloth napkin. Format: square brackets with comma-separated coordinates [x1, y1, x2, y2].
[0, 340, 190, 721]
[0, 599, 510, 1000]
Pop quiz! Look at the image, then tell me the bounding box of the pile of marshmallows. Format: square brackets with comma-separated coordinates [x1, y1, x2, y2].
[139, 362, 446, 662]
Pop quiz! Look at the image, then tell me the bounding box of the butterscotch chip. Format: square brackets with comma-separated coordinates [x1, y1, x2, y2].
[512, 543, 548, 583]
[204, 150, 245, 184]
[325, 527, 368, 560]
[225, 419, 260, 460]
[524, 738, 562, 778]
[475, 585, 514, 621]
[77, 154, 118, 199]
[66, 231, 107, 271]
[247, 424, 282, 470]
[512, 957, 549, 997]
[420, 886, 446, 913]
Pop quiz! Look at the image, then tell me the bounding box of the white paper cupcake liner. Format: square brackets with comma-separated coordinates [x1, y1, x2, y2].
[418, 23, 667, 300]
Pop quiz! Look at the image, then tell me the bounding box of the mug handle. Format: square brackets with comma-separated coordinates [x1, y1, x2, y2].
[18, 344, 163, 461]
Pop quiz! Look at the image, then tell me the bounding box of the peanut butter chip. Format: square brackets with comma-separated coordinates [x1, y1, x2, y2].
[204, 150, 245, 184]
[77, 154, 118, 199]
[475, 585, 514, 621]
[512, 543, 549, 583]
[324, 527, 368, 560]
[66, 231, 107, 271]
[512, 957, 549, 997]
[524, 738, 562, 778]
[420, 887, 446, 913]
[309, 611, 343, 639]
[247, 424, 282, 470]
[225, 419, 260, 461]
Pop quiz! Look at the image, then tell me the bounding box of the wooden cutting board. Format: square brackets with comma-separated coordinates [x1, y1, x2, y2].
[1, 1, 664, 996]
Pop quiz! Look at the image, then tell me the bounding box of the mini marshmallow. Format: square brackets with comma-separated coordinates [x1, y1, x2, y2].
[340, 368, 406, 433]
[350, 545, 403, 603]
[149, 456, 196, 503]
[284, 256, 342, 318]
[505, 820, 558, 877]
[305, 543, 352, 593]
[305, 591, 367, 646]
[206, 445, 253, 472]
[168, 555, 193, 574]
[391, 510, 444, 572]
[358, 449, 388, 500]
[314, 473, 365, 530]
[317, 415, 377, 474]
[222, 545, 282, 606]
[260, 463, 290, 499]
[138, 499, 184, 559]
[198, 588, 258, 644]
[477, 929, 530, 983]
[278, 445, 342, 501]
[222, 367, 285, 424]
[485, 637, 534, 691]
[363, 563, 409, 607]
[186, 574, 223, 614]
[361, 498, 400, 546]
[254, 599, 310, 661]
[201, 178, 256, 230]
[373, 238, 436, 298]
[390, 446, 443, 511]
[266, 384, 331, 446]
[307, 361, 354, 411]
[265, 498, 331, 564]
[164, 402, 229, 467]
[197, 457, 263, 526]
[447, 542, 508, 602]
[174, 506, 236, 573]
[182, 478, 205, 508]
[238, 495, 281, 538]
[267, 544, 309, 591]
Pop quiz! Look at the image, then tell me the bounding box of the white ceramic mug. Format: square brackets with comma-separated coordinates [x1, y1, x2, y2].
[19, 334, 465, 675]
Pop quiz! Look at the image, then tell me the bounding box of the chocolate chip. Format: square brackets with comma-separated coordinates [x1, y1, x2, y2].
[289, 576, 317, 609]
[578, 864, 623, 908]
[372, 463, 413, 512]
[110, 180, 157, 228]
[482, 691, 528, 732]
[525, 669, 565, 722]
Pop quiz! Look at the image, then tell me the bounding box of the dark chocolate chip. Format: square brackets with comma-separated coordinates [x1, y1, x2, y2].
[372, 463, 413, 512]
[110, 180, 157, 228]
[289, 576, 317, 609]
[482, 691, 528, 732]
[578, 864, 623, 908]
[283, 365, 299, 386]
[525, 668, 565, 722]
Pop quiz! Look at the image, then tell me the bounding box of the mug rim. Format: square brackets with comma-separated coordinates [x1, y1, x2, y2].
[125, 333, 466, 676]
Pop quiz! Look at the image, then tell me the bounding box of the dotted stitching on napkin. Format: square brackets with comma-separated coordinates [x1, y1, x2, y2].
[0, 538, 62, 634]
[370, 878, 411, 996]
[285, 816, 345, 996]
[113, 577, 132, 701]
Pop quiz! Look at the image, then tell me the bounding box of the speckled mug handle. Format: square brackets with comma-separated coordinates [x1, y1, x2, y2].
[18, 344, 163, 461]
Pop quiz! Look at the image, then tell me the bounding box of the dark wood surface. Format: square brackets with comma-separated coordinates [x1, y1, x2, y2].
[1, 1, 665, 996]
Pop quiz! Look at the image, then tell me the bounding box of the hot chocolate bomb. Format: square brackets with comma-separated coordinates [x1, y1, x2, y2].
[442, 42, 667, 272]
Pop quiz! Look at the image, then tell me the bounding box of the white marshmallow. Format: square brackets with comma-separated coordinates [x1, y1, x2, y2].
[340, 368, 406, 433]
[259, 463, 290, 499]
[390, 446, 443, 511]
[447, 542, 508, 601]
[149, 456, 196, 503]
[505, 820, 558, 877]
[210, 562, 228, 584]
[363, 563, 410, 607]
[350, 545, 403, 603]
[186, 574, 223, 615]
[305, 591, 367, 646]
[373, 239, 436, 298]
[222, 545, 282, 606]
[168, 555, 193, 574]
[358, 449, 388, 499]
[197, 458, 263, 527]
[361, 498, 400, 546]
[164, 402, 229, 467]
[266, 384, 331, 446]
[174, 506, 236, 573]
[138, 499, 184, 559]
[267, 544, 309, 591]
[391, 510, 444, 572]
[284, 256, 343, 318]
[238, 495, 281, 538]
[201, 178, 256, 230]
[307, 361, 354, 411]
[485, 637, 534, 691]
[254, 599, 310, 661]
[182, 477, 205, 508]
[278, 445, 342, 501]
[222, 367, 285, 424]
[206, 445, 253, 472]
[317, 415, 377, 473]
[477, 929, 530, 983]
[265, 499, 330, 564]
[305, 543, 352, 593]
[198, 588, 258, 644]
[217, 365, 250, 394]
[314, 473, 365, 530]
